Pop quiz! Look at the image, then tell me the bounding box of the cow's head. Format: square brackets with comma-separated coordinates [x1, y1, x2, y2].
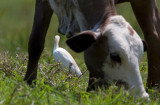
[66, 15, 149, 99]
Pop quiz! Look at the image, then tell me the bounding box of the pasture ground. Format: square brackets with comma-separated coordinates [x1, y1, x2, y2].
[0, 0, 160, 104]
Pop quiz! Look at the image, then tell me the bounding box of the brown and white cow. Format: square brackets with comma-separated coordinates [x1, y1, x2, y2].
[24, 0, 160, 99]
[75, 15, 149, 98]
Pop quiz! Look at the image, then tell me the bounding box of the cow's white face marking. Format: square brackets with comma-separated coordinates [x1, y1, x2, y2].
[49, 0, 88, 37]
[101, 16, 149, 98]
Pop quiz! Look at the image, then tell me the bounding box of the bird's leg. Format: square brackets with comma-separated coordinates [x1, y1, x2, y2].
[57, 61, 61, 68]
[69, 63, 72, 73]
[66, 63, 72, 79]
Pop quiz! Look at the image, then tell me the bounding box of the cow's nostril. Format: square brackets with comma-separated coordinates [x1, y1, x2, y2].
[110, 52, 121, 63]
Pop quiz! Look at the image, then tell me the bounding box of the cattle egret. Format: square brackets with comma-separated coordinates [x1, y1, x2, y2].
[53, 35, 82, 77]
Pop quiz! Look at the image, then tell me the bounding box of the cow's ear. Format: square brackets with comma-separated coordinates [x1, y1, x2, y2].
[142, 40, 147, 52]
[66, 31, 99, 52]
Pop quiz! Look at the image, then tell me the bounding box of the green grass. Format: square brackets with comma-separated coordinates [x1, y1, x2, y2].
[0, 51, 160, 105]
[0, 0, 160, 105]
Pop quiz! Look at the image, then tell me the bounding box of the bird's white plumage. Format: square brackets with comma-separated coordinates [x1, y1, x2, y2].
[53, 35, 82, 77]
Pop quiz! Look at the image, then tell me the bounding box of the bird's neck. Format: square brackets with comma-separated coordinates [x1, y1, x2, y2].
[54, 39, 59, 51]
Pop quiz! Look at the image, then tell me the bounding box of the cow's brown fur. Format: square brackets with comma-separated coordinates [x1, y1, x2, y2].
[24, 0, 53, 84]
[24, 0, 160, 90]
[128, 26, 134, 36]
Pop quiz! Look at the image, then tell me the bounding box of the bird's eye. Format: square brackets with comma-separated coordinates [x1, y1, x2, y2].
[110, 52, 121, 63]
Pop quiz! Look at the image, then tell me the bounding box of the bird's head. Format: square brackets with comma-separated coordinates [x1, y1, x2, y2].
[55, 35, 60, 43]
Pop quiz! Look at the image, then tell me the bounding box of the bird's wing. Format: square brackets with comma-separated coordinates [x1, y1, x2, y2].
[53, 48, 74, 69]
[53, 48, 82, 76]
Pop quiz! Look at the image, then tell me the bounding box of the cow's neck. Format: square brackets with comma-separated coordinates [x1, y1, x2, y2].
[79, 0, 117, 28]
[49, 0, 117, 37]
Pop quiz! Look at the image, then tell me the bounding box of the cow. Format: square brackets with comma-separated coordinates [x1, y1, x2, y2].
[24, 0, 160, 99]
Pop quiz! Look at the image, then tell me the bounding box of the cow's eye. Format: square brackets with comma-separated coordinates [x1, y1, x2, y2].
[110, 52, 121, 63]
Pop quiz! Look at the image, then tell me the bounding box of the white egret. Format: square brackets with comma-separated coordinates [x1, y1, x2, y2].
[53, 35, 82, 77]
